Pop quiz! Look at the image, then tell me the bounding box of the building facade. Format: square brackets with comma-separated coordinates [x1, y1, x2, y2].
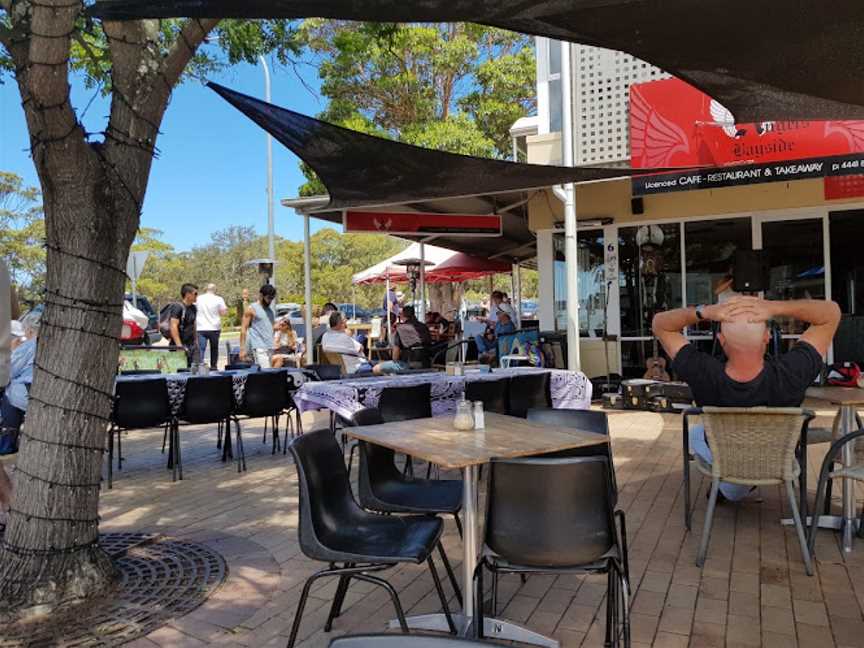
[527, 38, 864, 379]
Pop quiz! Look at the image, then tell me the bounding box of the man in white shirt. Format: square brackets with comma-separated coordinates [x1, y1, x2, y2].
[196, 283, 228, 369]
[322, 311, 370, 374]
[322, 311, 404, 375]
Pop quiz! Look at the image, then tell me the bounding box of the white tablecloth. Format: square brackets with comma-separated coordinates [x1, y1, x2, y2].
[294, 367, 592, 420]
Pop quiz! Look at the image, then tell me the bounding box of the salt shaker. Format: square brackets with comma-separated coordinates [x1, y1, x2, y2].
[473, 401, 485, 429]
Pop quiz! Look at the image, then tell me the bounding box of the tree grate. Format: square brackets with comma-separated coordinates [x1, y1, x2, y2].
[0, 533, 228, 647]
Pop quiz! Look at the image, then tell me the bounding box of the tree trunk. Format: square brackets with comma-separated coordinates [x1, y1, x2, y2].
[0, 150, 139, 622]
[428, 283, 463, 321]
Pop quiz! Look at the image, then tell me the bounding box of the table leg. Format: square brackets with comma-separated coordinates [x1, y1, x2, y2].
[841, 405, 857, 553]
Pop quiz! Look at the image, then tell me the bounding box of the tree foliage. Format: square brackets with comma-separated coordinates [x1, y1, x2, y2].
[297, 21, 535, 194]
[0, 172, 45, 302]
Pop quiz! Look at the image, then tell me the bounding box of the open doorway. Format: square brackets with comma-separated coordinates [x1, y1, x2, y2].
[830, 210, 864, 365]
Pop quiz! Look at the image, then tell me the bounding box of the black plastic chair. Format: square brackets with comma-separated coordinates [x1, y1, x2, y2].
[465, 379, 509, 415]
[286, 430, 456, 648]
[307, 363, 343, 381]
[237, 370, 290, 455]
[108, 378, 171, 488]
[526, 408, 617, 499]
[347, 408, 463, 607]
[224, 362, 255, 371]
[119, 369, 162, 376]
[176, 375, 245, 479]
[506, 372, 551, 418]
[329, 635, 510, 647]
[476, 455, 629, 647]
[375, 383, 432, 478]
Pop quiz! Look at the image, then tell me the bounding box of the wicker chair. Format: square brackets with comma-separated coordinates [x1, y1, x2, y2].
[689, 407, 815, 575]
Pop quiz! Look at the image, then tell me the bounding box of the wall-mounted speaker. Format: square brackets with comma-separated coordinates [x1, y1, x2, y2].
[631, 197, 644, 215]
[733, 250, 769, 293]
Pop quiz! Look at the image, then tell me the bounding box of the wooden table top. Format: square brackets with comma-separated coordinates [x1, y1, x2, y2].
[345, 412, 607, 470]
[807, 386, 864, 406]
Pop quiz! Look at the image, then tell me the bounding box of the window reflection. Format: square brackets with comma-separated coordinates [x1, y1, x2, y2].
[685, 218, 752, 335]
[619, 224, 682, 338]
[553, 230, 605, 335]
[762, 219, 825, 334]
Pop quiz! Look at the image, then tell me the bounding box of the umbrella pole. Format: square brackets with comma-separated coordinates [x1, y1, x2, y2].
[419, 243, 426, 321]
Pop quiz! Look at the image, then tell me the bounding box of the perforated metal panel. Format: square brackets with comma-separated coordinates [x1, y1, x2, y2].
[573, 45, 669, 166]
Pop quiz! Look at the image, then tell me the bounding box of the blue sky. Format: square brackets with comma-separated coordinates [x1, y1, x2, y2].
[1, 57, 331, 251]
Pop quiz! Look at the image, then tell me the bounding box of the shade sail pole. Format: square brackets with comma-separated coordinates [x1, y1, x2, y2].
[303, 214, 314, 365]
[561, 40, 581, 371]
[419, 243, 426, 321]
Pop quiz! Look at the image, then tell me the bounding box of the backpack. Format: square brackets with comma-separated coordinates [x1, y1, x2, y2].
[826, 361, 863, 388]
[158, 303, 185, 342]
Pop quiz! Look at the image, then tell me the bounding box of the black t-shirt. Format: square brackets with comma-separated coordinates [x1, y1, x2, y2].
[168, 303, 197, 346]
[671, 341, 823, 407]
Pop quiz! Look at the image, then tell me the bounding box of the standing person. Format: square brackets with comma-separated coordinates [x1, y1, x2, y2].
[169, 283, 199, 366]
[653, 296, 840, 501]
[196, 284, 228, 370]
[240, 284, 277, 368]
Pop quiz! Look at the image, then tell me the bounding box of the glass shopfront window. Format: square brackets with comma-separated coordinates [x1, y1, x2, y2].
[762, 218, 825, 334]
[685, 218, 752, 335]
[553, 230, 605, 335]
[618, 224, 682, 339]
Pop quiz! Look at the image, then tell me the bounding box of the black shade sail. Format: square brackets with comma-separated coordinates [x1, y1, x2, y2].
[93, 0, 864, 122]
[208, 82, 672, 211]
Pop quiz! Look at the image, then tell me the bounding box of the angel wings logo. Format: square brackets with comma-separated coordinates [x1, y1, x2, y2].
[630, 88, 691, 167]
[710, 100, 774, 139]
[373, 217, 393, 231]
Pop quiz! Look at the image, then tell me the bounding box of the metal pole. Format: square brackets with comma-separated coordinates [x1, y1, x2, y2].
[419, 243, 426, 321]
[561, 40, 581, 371]
[385, 272, 392, 345]
[260, 55, 276, 287]
[303, 214, 314, 365]
[512, 263, 522, 328]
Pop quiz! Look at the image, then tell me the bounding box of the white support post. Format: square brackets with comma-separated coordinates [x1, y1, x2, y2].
[419, 243, 426, 321]
[561, 40, 581, 371]
[512, 263, 522, 328]
[303, 214, 314, 365]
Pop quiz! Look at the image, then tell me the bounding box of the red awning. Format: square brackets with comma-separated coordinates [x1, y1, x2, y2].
[426, 253, 512, 282]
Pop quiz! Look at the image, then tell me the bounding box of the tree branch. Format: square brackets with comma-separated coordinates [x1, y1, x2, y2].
[161, 17, 218, 91]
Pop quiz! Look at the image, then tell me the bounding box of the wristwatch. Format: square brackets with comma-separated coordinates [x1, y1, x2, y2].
[695, 305, 706, 321]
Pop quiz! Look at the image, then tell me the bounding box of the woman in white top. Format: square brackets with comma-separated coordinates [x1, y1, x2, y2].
[272, 317, 301, 368]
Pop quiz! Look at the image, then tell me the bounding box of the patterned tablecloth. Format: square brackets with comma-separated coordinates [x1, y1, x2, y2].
[294, 367, 592, 420]
[116, 368, 306, 416]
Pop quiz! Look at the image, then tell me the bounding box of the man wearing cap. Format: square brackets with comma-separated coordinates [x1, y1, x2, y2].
[475, 302, 517, 363]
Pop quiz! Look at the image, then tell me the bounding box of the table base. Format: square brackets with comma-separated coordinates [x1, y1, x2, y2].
[386, 613, 560, 648]
[781, 514, 860, 552]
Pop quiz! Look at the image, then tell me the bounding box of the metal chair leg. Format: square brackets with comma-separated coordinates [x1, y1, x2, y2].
[287, 571, 328, 648]
[696, 479, 720, 567]
[263, 416, 268, 444]
[216, 420, 222, 450]
[437, 541, 462, 608]
[605, 566, 614, 648]
[353, 573, 409, 633]
[162, 421, 170, 454]
[427, 554, 457, 634]
[234, 417, 247, 472]
[786, 480, 814, 576]
[325, 573, 351, 632]
[475, 559, 486, 639]
[453, 513, 463, 539]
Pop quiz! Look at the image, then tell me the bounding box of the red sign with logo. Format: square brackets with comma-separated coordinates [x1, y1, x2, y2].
[631, 78, 864, 195]
[343, 211, 502, 237]
[631, 78, 864, 169]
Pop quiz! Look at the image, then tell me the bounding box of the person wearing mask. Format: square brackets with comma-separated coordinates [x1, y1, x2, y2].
[240, 284, 277, 368]
[196, 283, 228, 369]
[653, 296, 839, 501]
[169, 283, 199, 366]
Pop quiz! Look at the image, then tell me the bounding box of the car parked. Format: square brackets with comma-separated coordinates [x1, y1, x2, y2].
[124, 294, 161, 344]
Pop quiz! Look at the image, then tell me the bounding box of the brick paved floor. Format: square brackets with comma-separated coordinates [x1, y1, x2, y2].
[17, 400, 864, 647]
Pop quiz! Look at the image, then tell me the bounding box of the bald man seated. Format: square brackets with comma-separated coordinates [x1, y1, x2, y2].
[653, 297, 840, 501]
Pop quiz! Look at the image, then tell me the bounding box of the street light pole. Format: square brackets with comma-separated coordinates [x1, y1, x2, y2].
[259, 54, 276, 286]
